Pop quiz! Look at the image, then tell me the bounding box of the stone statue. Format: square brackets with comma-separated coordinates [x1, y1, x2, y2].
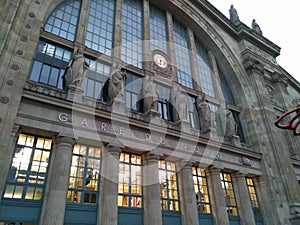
[251, 19, 262, 35]
[108, 70, 127, 101]
[173, 84, 188, 121]
[229, 5, 240, 25]
[197, 96, 211, 133]
[224, 109, 237, 139]
[62, 47, 89, 91]
[143, 76, 159, 112]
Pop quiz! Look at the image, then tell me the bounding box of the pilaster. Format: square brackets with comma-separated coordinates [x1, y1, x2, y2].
[207, 167, 229, 225]
[143, 153, 163, 225]
[231, 173, 256, 225]
[176, 161, 198, 225]
[97, 144, 122, 225]
[40, 135, 75, 225]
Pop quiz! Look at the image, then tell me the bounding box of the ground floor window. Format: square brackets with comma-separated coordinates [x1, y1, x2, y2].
[118, 153, 143, 208]
[3, 134, 51, 201]
[159, 160, 179, 211]
[192, 167, 211, 213]
[67, 144, 101, 204]
[246, 178, 262, 218]
[220, 172, 239, 216]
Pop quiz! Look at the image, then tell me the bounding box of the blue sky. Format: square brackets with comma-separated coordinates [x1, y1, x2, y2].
[209, 1, 300, 83]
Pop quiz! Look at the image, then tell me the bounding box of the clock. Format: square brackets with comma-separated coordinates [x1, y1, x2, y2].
[153, 53, 168, 68]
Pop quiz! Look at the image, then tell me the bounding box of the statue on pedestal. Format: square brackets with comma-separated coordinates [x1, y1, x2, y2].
[229, 5, 240, 25]
[143, 76, 159, 112]
[224, 109, 237, 139]
[252, 19, 263, 35]
[62, 47, 89, 91]
[173, 84, 188, 121]
[197, 96, 211, 133]
[108, 70, 127, 102]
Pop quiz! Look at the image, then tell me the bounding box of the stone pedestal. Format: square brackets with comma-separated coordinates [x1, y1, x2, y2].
[109, 99, 126, 115]
[175, 119, 191, 133]
[177, 161, 198, 225]
[97, 145, 121, 225]
[145, 109, 161, 124]
[232, 135, 242, 148]
[143, 153, 163, 225]
[232, 173, 256, 225]
[207, 167, 229, 225]
[40, 136, 75, 225]
[66, 85, 84, 103]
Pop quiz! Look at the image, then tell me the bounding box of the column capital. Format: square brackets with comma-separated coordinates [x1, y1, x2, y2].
[56, 135, 76, 146]
[144, 152, 160, 164]
[106, 144, 122, 156]
[208, 166, 221, 175]
[233, 172, 247, 180]
[176, 160, 193, 171]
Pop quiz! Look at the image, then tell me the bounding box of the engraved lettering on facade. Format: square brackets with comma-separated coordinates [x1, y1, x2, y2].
[80, 118, 88, 127]
[58, 113, 69, 122]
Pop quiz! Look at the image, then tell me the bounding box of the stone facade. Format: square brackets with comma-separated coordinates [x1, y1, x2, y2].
[0, 0, 299, 225]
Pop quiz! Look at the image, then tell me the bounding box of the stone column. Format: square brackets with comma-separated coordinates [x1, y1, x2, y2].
[97, 145, 121, 225]
[232, 173, 256, 225]
[40, 136, 75, 225]
[143, 153, 163, 225]
[176, 161, 198, 225]
[254, 176, 279, 225]
[207, 167, 229, 225]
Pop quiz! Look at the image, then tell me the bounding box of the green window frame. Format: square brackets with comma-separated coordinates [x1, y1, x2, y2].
[159, 160, 180, 211]
[67, 144, 102, 204]
[220, 172, 239, 216]
[246, 178, 262, 218]
[118, 153, 143, 208]
[192, 167, 211, 214]
[3, 134, 52, 201]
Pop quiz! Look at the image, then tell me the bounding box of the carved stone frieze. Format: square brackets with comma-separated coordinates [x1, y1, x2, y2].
[240, 41, 277, 65]
[24, 81, 66, 99]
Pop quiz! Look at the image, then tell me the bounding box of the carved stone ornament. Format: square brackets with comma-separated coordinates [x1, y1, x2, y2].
[243, 58, 264, 74]
[62, 47, 89, 91]
[272, 72, 288, 87]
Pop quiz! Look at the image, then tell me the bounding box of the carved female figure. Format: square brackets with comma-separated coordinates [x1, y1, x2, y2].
[62, 47, 89, 91]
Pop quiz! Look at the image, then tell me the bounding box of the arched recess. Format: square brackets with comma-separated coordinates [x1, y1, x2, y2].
[152, 0, 259, 142]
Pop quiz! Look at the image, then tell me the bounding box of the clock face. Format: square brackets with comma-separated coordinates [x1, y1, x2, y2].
[153, 53, 168, 68]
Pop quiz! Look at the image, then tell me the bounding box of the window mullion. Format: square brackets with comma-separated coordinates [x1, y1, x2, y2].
[75, 0, 90, 44]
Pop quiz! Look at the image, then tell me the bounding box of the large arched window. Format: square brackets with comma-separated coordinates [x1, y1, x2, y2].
[29, 0, 245, 141]
[44, 0, 81, 41]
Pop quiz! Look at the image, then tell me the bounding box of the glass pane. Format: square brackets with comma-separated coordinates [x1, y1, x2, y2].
[14, 185, 23, 199]
[173, 19, 193, 89]
[44, 0, 80, 41]
[3, 185, 14, 198]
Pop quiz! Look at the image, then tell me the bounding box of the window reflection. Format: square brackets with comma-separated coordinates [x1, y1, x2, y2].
[67, 144, 101, 204]
[118, 153, 142, 208]
[159, 160, 179, 211]
[246, 178, 262, 218]
[192, 167, 211, 213]
[4, 134, 51, 200]
[220, 172, 239, 216]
